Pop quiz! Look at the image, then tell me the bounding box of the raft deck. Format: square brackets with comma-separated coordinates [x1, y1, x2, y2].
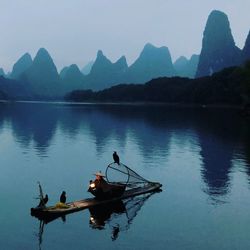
[31, 182, 162, 219]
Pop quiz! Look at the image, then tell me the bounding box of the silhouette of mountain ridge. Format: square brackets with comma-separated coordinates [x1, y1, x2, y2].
[61, 64, 85, 92]
[174, 55, 199, 78]
[242, 31, 250, 64]
[11, 53, 33, 79]
[196, 10, 241, 77]
[81, 61, 94, 75]
[22, 48, 62, 97]
[125, 43, 176, 83]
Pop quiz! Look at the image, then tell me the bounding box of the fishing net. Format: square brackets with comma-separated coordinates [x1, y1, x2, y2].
[107, 193, 154, 233]
[123, 193, 153, 224]
[105, 162, 150, 187]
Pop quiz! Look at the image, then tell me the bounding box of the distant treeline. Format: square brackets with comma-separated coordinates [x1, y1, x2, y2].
[65, 61, 250, 106]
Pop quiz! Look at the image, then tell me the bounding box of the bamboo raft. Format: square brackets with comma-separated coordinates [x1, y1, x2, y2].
[31, 182, 162, 219]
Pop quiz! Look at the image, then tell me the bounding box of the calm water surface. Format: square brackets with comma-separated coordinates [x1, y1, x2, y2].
[0, 102, 250, 250]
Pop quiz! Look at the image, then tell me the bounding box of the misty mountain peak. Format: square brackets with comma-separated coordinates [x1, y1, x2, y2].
[31, 48, 58, 74]
[60, 64, 82, 80]
[196, 10, 241, 77]
[69, 64, 79, 70]
[97, 50, 104, 58]
[204, 10, 233, 43]
[23, 48, 61, 96]
[60, 63, 84, 93]
[141, 43, 157, 54]
[209, 10, 228, 20]
[95, 50, 111, 63]
[37, 47, 50, 55]
[174, 55, 199, 78]
[126, 43, 175, 83]
[81, 61, 94, 75]
[62, 64, 84, 80]
[22, 52, 32, 61]
[115, 56, 128, 68]
[174, 56, 188, 66]
[143, 43, 155, 50]
[87, 53, 128, 90]
[242, 30, 250, 63]
[66, 64, 83, 78]
[11, 52, 33, 79]
[140, 43, 172, 60]
[0, 68, 5, 76]
[34, 48, 54, 63]
[90, 50, 113, 75]
[60, 66, 69, 79]
[190, 54, 199, 62]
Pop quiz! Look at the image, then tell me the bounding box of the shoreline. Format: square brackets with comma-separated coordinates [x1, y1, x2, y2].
[0, 99, 243, 110]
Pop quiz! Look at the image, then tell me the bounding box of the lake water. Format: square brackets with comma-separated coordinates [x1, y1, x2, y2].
[0, 102, 250, 250]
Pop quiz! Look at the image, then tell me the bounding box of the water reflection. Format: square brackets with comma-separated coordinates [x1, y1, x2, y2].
[37, 220, 45, 250]
[1, 102, 250, 202]
[199, 135, 232, 202]
[238, 119, 250, 181]
[34, 192, 156, 249]
[89, 193, 154, 240]
[0, 103, 58, 155]
[193, 110, 237, 202]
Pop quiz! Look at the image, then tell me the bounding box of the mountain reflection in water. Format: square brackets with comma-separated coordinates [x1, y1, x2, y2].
[1, 102, 250, 203]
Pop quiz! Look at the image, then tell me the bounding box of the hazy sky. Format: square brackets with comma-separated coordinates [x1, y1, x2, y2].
[1, 0, 250, 72]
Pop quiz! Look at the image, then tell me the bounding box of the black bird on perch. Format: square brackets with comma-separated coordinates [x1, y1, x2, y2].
[60, 191, 67, 203]
[113, 151, 120, 165]
[38, 194, 48, 207]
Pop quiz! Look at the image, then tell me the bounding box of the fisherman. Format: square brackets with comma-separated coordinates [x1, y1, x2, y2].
[60, 191, 67, 203]
[93, 172, 111, 193]
[38, 194, 49, 207]
[113, 151, 120, 165]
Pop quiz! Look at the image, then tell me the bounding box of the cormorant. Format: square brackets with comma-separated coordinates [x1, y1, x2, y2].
[113, 151, 120, 165]
[38, 194, 49, 207]
[60, 191, 66, 203]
